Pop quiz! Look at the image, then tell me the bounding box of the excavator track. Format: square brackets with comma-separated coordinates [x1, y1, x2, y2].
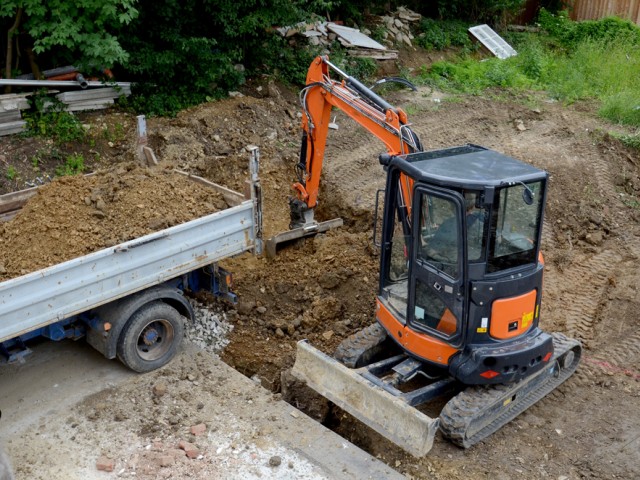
[334, 322, 389, 368]
[440, 332, 581, 448]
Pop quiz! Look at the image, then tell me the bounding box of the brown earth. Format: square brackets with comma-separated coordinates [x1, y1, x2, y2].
[1, 73, 640, 479]
[0, 167, 226, 281]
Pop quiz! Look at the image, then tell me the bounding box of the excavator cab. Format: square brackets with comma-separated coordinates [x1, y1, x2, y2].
[378, 145, 554, 385]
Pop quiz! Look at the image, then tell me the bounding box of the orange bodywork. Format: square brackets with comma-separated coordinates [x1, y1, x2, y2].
[489, 289, 538, 340]
[376, 299, 458, 366]
[294, 56, 415, 215]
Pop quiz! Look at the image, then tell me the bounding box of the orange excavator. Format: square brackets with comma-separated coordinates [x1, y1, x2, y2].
[281, 56, 581, 456]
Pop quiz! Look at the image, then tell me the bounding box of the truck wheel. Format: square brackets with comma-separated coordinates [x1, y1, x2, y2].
[117, 301, 184, 373]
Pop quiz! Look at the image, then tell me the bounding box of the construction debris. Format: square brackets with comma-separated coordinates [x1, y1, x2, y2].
[379, 6, 422, 48]
[275, 8, 422, 59]
[46, 86, 131, 112]
[0, 94, 30, 136]
[0, 85, 131, 136]
[468, 24, 517, 59]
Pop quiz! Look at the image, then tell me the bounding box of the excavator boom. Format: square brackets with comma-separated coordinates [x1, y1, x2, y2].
[266, 56, 420, 257]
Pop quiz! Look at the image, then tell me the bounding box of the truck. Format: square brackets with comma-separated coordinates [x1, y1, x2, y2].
[0, 148, 262, 373]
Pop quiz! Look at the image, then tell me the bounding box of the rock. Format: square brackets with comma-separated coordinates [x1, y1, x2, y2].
[269, 455, 282, 467]
[157, 455, 174, 467]
[515, 119, 527, 131]
[256, 306, 267, 314]
[152, 382, 168, 397]
[318, 272, 341, 289]
[178, 440, 200, 459]
[267, 83, 281, 98]
[0, 264, 6, 274]
[585, 231, 604, 246]
[96, 456, 115, 472]
[275, 328, 285, 338]
[322, 330, 334, 340]
[95, 198, 107, 211]
[190, 423, 207, 436]
[264, 129, 278, 141]
[236, 299, 256, 315]
[228, 91, 244, 98]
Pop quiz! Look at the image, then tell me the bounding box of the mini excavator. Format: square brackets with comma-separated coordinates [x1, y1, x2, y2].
[282, 56, 581, 456]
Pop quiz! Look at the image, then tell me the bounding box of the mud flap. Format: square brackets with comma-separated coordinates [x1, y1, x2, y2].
[265, 218, 343, 258]
[291, 340, 439, 457]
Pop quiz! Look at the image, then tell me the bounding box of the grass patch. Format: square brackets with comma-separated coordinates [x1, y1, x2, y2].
[417, 18, 640, 128]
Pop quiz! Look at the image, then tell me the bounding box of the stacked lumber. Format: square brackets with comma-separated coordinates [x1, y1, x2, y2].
[0, 94, 30, 136]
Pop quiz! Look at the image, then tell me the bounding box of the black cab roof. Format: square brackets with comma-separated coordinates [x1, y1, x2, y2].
[384, 145, 547, 190]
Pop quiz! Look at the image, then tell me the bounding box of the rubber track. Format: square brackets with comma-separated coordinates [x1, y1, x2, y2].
[439, 333, 581, 448]
[334, 323, 388, 368]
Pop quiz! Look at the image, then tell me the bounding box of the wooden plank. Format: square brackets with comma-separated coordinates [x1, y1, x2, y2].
[143, 146, 158, 166]
[0, 187, 38, 215]
[173, 170, 246, 206]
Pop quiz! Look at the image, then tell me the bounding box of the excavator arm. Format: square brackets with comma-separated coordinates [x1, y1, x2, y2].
[289, 56, 422, 229]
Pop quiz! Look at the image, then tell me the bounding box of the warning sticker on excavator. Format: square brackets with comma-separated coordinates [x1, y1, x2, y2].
[522, 311, 534, 328]
[477, 317, 488, 333]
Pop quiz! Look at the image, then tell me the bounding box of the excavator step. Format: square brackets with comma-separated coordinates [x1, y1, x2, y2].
[265, 218, 343, 258]
[291, 340, 441, 457]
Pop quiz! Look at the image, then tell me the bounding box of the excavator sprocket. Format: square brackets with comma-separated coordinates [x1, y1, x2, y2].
[440, 332, 581, 448]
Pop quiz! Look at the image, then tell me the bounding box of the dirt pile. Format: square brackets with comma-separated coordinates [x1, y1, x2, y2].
[0, 166, 227, 281]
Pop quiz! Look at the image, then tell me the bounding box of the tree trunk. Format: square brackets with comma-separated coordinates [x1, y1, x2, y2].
[4, 7, 24, 93]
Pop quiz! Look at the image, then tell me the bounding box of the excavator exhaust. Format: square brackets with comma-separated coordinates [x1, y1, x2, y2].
[291, 340, 441, 457]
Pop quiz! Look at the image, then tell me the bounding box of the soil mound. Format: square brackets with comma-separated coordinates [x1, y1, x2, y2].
[0, 166, 227, 281]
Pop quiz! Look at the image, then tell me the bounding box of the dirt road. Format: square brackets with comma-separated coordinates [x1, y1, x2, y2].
[1, 78, 639, 479]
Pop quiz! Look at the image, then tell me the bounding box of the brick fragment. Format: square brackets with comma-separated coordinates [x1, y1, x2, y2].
[190, 423, 207, 436]
[178, 440, 200, 459]
[96, 456, 115, 472]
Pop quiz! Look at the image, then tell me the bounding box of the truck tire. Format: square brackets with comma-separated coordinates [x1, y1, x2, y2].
[116, 301, 184, 373]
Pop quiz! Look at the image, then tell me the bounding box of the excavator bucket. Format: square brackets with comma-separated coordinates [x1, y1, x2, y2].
[291, 340, 440, 457]
[265, 218, 343, 258]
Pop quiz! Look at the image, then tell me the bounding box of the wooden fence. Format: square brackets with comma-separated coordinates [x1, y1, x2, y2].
[568, 0, 640, 24]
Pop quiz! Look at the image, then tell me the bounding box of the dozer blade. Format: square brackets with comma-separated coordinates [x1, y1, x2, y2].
[265, 218, 343, 258]
[291, 340, 440, 457]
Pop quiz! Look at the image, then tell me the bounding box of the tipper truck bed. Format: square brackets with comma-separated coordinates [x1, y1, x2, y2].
[0, 148, 262, 372]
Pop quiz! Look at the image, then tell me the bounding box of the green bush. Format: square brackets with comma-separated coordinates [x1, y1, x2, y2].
[25, 96, 86, 144]
[538, 9, 640, 47]
[56, 154, 85, 176]
[415, 19, 472, 50]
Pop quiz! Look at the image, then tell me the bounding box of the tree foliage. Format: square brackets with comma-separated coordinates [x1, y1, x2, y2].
[1, 0, 138, 70]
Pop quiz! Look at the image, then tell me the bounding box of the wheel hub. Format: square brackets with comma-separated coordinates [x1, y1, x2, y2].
[142, 326, 160, 346]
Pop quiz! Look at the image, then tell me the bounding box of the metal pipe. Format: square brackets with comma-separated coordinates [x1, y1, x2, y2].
[75, 73, 88, 89]
[0, 79, 131, 88]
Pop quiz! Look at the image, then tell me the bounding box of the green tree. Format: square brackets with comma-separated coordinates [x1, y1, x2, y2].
[1, 0, 138, 80]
